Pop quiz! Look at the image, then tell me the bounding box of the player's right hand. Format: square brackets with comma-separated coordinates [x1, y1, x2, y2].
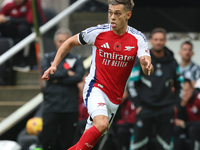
[42, 66, 57, 81]
[0, 14, 6, 24]
[136, 106, 142, 114]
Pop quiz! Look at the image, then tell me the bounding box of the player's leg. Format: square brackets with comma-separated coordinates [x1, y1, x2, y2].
[68, 87, 118, 150]
[74, 87, 109, 150]
[0, 23, 16, 38]
[59, 112, 78, 150]
[39, 112, 60, 150]
[73, 119, 87, 144]
[155, 110, 174, 150]
[132, 109, 154, 150]
[187, 121, 200, 150]
[173, 125, 186, 150]
[74, 115, 108, 150]
[116, 123, 133, 150]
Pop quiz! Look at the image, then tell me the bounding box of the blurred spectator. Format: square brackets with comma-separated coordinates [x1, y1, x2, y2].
[174, 78, 200, 150]
[0, 38, 15, 85]
[0, 0, 46, 72]
[179, 41, 200, 85]
[73, 73, 89, 144]
[128, 27, 183, 150]
[39, 28, 85, 150]
[77, 73, 89, 121]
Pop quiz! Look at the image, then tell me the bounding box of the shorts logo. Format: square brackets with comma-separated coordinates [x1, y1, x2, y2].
[97, 103, 106, 107]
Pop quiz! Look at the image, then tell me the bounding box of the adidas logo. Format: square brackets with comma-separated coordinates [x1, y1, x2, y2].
[101, 42, 110, 49]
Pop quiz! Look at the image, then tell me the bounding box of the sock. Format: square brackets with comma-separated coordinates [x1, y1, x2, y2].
[68, 143, 78, 150]
[75, 126, 102, 150]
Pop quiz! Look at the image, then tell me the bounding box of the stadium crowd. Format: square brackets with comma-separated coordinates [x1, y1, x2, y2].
[0, 0, 46, 85]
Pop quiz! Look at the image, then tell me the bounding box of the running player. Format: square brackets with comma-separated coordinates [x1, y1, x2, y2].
[42, 0, 153, 150]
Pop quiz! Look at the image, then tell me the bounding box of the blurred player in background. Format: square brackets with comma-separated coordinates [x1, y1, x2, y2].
[174, 78, 200, 150]
[179, 41, 200, 86]
[42, 0, 153, 150]
[40, 28, 85, 150]
[128, 27, 183, 150]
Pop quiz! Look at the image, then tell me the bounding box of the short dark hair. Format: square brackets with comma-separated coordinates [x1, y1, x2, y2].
[151, 27, 167, 38]
[181, 41, 193, 48]
[108, 0, 134, 11]
[184, 78, 193, 87]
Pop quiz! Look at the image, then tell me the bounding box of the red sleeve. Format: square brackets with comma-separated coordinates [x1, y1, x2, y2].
[36, 0, 46, 23]
[0, 3, 12, 15]
[26, 0, 46, 24]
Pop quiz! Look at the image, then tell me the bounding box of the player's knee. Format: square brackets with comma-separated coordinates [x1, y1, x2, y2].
[94, 116, 109, 133]
[96, 121, 109, 133]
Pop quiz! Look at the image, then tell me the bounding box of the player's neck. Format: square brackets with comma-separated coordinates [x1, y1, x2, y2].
[151, 49, 165, 58]
[112, 25, 127, 35]
[181, 60, 191, 67]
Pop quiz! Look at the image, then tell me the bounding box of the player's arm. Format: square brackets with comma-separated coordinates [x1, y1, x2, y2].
[42, 34, 81, 81]
[139, 55, 154, 76]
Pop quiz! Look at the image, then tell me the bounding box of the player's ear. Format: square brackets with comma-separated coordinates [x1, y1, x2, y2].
[127, 11, 132, 20]
[191, 51, 194, 56]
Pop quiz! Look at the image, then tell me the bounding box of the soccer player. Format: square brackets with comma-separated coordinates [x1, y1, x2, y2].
[179, 41, 200, 86]
[42, 0, 153, 150]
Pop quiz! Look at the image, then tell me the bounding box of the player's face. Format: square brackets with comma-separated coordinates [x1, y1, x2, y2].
[150, 32, 166, 52]
[108, 4, 132, 35]
[183, 81, 194, 101]
[179, 44, 193, 62]
[14, 0, 24, 5]
[54, 34, 70, 49]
